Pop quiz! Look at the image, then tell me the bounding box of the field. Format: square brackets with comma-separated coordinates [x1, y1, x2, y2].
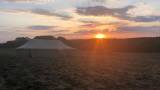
[0, 49, 160, 90]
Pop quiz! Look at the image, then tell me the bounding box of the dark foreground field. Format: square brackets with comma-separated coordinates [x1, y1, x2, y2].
[0, 49, 160, 90]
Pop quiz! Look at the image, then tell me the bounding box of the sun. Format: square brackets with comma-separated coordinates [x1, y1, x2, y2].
[95, 33, 106, 39]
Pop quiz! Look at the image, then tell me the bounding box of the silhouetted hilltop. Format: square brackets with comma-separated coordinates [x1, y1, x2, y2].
[1, 37, 160, 52]
[34, 36, 56, 40]
[67, 37, 160, 52]
[0, 36, 67, 48]
[0, 37, 29, 48]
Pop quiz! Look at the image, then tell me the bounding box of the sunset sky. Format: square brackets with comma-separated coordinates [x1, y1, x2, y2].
[0, 0, 160, 42]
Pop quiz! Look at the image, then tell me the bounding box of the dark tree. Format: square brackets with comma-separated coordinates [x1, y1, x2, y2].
[34, 36, 56, 40]
[57, 36, 66, 41]
[0, 37, 29, 48]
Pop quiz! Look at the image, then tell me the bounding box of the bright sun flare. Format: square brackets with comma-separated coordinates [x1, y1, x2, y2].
[95, 33, 106, 39]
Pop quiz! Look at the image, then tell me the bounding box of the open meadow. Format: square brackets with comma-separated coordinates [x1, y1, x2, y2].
[1, 0, 160, 89]
[0, 49, 160, 90]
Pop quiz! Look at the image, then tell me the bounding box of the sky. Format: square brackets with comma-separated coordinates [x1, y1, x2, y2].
[0, 0, 160, 42]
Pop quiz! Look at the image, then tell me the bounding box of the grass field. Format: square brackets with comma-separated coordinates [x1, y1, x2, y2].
[0, 49, 160, 90]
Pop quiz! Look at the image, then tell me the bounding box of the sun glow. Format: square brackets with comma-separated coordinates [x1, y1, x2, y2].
[95, 33, 106, 39]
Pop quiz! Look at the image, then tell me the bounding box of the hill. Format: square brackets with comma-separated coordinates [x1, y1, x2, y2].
[1, 37, 160, 52]
[67, 37, 160, 52]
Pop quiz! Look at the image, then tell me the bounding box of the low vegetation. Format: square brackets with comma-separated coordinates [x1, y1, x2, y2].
[1, 36, 160, 52]
[0, 49, 160, 90]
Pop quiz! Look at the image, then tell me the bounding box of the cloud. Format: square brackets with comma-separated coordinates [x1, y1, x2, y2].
[79, 18, 101, 24]
[28, 25, 55, 30]
[112, 26, 160, 33]
[128, 16, 160, 22]
[1, 0, 54, 4]
[74, 30, 97, 35]
[92, 0, 106, 3]
[76, 5, 160, 22]
[76, 5, 134, 16]
[49, 29, 67, 33]
[127, 3, 160, 17]
[5, 0, 35, 2]
[31, 8, 73, 20]
[27, 25, 68, 34]
[80, 23, 98, 28]
[0, 8, 73, 20]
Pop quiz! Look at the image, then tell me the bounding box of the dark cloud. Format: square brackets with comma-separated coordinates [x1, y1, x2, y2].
[92, 0, 106, 3]
[1, 0, 45, 3]
[76, 25, 160, 35]
[79, 19, 100, 24]
[76, 5, 160, 22]
[127, 16, 160, 22]
[31, 8, 73, 20]
[112, 26, 160, 33]
[1, 0, 36, 3]
[28, 25, 55, 30]
[31, 9, 53, 16]
[49, 30, 67, 33]
[0, 8, 73, 20]
[6, 0, 34, 1]
[80, 23, 98, 28]
[74, 30, 97, 35]
[76, 5, 133, 16]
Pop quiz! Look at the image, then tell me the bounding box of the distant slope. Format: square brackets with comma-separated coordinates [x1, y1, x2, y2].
[1, 37, 160, 52]
[67, 37, 160, 52]
[0, 37, 29, 48]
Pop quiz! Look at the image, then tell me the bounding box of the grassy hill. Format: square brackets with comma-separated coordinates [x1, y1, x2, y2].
[67, 37, 160, 52]
[0, 37, 160, 52]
